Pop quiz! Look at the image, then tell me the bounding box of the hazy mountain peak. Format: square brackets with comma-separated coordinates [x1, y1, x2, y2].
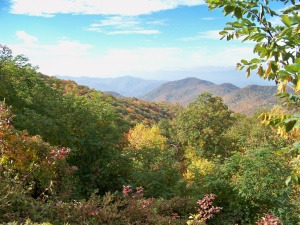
[141, 78, 277, 115]
[168, 77, 215, 86]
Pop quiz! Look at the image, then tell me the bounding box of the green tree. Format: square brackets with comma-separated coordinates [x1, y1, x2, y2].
[201, 149, 297, 225]
[125, 147, 182, 198]
[0, 45, 130, 197]
[175, 92, 234, 159]
[224, 113, 289, 153]
[125, 124, 183, 198]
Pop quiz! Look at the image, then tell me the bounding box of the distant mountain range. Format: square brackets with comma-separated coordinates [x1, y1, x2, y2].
[56, 75, 166, 97]
[56, 75, 280, 115]
[141, 77, 279, 115]
[141, 77, 239, 105]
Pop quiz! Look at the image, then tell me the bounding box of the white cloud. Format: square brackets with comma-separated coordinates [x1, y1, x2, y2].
[85, 27, 103, 32]
[107, 30, 160, 35]
[11, 37, 93, 59]
[180, 30, 222, 41]
[16, 31, 38, 44]
[92, 16, 140, 28]
[86, 16, 161, 35]
[5, 31, 255, 79]
[7, 38, 255, 78]
[269, 16, 284, 26]
[180, 30, 258, 44]
[9, 0, 206, 17]
[201, 17, 216, 20]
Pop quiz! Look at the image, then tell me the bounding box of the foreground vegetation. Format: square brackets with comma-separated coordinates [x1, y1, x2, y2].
[1, 0, 300, 224]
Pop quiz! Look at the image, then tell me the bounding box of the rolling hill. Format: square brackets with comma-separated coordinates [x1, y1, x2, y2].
[44, 75, 178, 128]
[141, 77, 279, 115]
[141, 77, 240, 105]
[222, 85, 279, 115]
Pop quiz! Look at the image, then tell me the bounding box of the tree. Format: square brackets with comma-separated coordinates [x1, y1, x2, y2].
[127, 123, 167, 151]
[0, 45, 131, 197]
[224, 113, 289, 153]
[0, 101, 72, 199]
[200, 149, 296, 224]
[125, 123, 182, 198]
[175, 92, 234, 159]
[206, 0, 300, 185]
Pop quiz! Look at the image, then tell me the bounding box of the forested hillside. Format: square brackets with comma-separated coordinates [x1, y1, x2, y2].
[222, 85, 280, 115]
[45, 77, 177, 130]
[141, 77, 237, 105]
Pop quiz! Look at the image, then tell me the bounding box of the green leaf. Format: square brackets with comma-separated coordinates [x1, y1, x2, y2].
[224, 5, 235, 16]
[242, 36, 250, 42]
[219, 30, 228, 35]
[285, 176, 292, 185]
[286, 64, 300, 73]
[232, 22, 243, 28]
[281, 15, 291, 27]
[241, 59, 248, 65]
[277, 92, 289, 99]
[285, 120, 297, 132]
[270, 61, 278, 72]
[250, 58, 260, 63]
[295, 58, 300, 64]
[234, 7, 242, 19]
[278, 70, 291, 79]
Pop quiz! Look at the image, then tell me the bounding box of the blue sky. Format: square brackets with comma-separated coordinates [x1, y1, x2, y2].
[0, 0, 284, 86]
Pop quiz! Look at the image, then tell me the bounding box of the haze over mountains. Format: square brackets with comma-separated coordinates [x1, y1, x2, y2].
[57, 75, 280, 115]
[57, 75, 166, 97]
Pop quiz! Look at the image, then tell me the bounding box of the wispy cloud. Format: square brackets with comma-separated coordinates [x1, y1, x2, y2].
[86, 16, 161, 35]
[107, 30, 160, 35]
[16, 31, 38, 44]
[201, 17, 216, 20]
[9, 0, 206, 17]
[180, 30, 221, 41]
[91, 16, 140, 28]
[13, 32, 93, 58]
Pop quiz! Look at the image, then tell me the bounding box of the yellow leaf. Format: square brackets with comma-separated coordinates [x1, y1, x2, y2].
[277, 83, 286, 93]
[246, 67, 251, 78]
[127, 123, 166, 151]
[295, 79, 300, 92]
[264, 62, 272, 78]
